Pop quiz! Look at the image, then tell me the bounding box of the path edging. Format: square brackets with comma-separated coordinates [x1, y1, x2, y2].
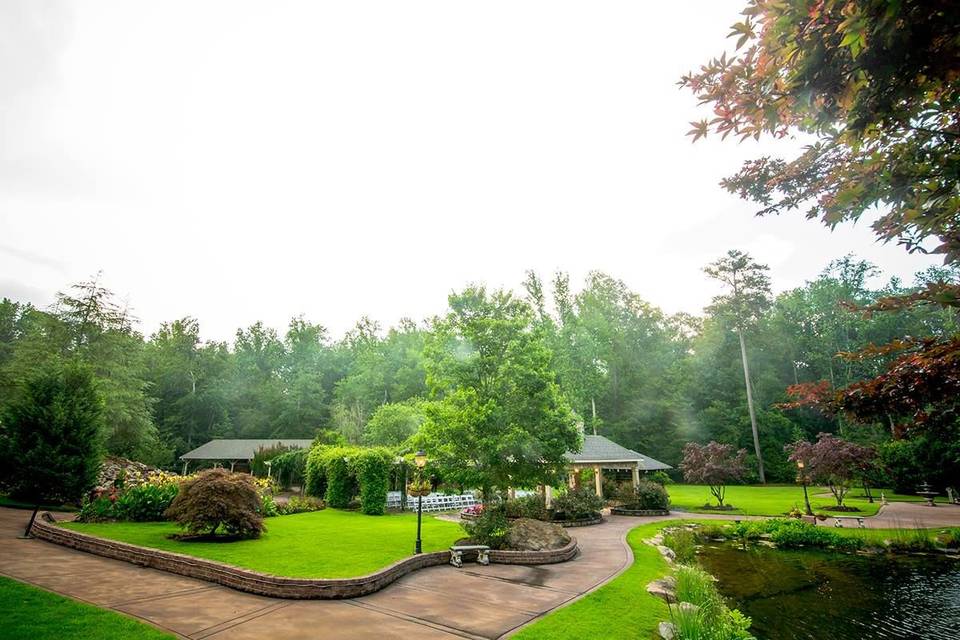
[30, 513, 577, 599]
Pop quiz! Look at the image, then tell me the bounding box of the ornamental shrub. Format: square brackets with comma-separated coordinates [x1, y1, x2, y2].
[551, 486, 604, 521]
[271, 448, 308, 489]
[114, 481, 180, 521]
[251, 444, 295, 478]
[649, 471, 673, 485]
[164, 469, 264, 539]
[78, 495, 118, 522]
[633, 479, 670, 511]
[464, 504, 510, 549]
[505, 494, 547, 520]
[278, 496, 325, 515]
[350, 447, 393, 515]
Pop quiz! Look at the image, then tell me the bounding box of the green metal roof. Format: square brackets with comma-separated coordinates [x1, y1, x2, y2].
[565, 435, 672, 470]
[180, 439, 314, 461]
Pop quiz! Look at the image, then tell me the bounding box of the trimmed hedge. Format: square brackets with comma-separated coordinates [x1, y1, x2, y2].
[321, 447, 356, 508]
[305, 446, 328, 498]
[305, 444, 391, 512]
[350, 448, 394, 515]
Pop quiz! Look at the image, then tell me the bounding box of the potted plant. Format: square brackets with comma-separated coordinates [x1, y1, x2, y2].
[407, 478, 432, 497]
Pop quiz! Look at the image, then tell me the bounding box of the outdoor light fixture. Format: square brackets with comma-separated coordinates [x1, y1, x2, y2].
[797, 460, 813, 516]
[414, 450, 427, 554]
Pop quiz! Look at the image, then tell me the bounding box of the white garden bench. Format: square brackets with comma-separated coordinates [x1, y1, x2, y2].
[449, 544, 490, 568]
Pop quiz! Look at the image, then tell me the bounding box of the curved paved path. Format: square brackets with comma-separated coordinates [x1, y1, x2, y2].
[0, 507, 642, 640]
[3, 504, 958, 639]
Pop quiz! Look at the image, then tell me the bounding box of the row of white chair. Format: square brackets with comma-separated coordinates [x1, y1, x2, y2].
[385, 491, 479, 512]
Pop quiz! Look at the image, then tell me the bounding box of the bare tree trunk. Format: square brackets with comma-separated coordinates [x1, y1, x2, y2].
[739, 329, 765, 483]
[591, 398, 597, 435]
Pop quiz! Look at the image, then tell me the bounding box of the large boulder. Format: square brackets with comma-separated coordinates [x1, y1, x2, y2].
[505, 518, 571, 551]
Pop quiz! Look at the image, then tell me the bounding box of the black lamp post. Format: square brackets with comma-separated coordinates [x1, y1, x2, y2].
[797, 460, 813, 516]
[414, 450, 427, 554]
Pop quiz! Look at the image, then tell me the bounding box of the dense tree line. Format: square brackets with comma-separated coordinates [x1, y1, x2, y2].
[1, 257, 954, 486]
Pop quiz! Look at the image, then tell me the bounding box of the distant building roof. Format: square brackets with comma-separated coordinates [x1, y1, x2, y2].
[180, 439, 314, 461]
[565, 435, 672, 470]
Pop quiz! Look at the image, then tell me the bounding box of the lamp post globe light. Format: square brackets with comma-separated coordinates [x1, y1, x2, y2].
[797, 460, 813, 516]
[414, 450, 427, 554]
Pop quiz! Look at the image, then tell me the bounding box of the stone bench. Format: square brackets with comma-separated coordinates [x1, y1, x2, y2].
[450, 544, 490, 568]
[833, 516, 865, 528]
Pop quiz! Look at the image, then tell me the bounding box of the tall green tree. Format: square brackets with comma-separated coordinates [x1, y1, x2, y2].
[416, 287, 579, 496]
[145, 318, 232, 458]
[704, 250, 772, 482]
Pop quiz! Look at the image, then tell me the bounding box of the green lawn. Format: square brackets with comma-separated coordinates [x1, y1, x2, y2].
[667, 484, 920, 517]
[513, 521, 673, 640]
[64, 509, 465, 578]
[0, 575, 175, 640]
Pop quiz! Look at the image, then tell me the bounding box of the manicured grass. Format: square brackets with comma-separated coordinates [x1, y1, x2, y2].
[513, 521, 673, 640]
[0, 575, 175, 640]
[64, 509, 465, 578]
[667, 484, 920, 517]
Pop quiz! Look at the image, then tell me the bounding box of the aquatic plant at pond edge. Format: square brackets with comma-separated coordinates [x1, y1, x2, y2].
[663, 528, 698, 564]
[669, 564, 754, 640]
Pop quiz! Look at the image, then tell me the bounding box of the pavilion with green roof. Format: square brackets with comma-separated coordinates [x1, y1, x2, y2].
[562, 434, 671, 499]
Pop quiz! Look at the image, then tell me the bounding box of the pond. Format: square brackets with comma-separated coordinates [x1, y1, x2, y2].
[697, 542, 960, 640]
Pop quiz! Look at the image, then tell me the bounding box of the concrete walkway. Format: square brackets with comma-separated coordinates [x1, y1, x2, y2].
[0, 507, 645, 640]
[3, 503, 958, 639]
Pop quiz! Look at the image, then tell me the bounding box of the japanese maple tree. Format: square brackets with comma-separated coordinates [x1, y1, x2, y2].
[680, 441, 748, 508]
[786, 433, 875, 509]
[685, 1, 960, 489]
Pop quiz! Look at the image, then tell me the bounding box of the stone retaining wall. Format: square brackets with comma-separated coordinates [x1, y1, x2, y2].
[610, 507, 670, 517]
[488, 538, 579, 564]
[30, 513, 579, 597]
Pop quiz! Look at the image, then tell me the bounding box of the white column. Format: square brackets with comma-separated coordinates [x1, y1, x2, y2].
[632, 464, 640, 489]
[594, 466, 602, 498]
[545, 485, 553, 507]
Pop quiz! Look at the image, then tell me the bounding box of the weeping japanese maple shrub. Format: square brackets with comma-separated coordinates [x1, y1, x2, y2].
[164, 469, 265, 539]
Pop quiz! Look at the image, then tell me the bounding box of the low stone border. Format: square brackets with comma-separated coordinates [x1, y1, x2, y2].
[30, 513, 578, 597]
[555, 516, 604, 528]
[489, 538, 579, 564]
[610, 507, 671, 517]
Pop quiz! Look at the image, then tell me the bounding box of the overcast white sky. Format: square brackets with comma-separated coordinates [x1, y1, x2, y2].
[0, 1, 940, 342]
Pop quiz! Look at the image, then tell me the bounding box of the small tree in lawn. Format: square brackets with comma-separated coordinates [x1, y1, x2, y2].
[786, 433, 874, 511]
[0, 361, 103, 536]
[680, 441, 748, 509]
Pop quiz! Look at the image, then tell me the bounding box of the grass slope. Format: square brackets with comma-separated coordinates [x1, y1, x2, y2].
[0, 576, 175, 640]
[513, 521, 672, 640]
[64, 509, 465, 578]
[668, 484, 920, 517]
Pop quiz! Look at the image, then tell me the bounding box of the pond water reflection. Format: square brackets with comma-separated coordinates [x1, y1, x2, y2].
[697, 543, 960, 640]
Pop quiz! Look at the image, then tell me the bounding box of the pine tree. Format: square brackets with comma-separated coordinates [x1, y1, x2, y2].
[1, 361, 103, 535]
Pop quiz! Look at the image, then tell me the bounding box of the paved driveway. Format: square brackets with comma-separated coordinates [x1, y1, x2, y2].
[4, 503, 958, 639]
[0, 508, 641, 639]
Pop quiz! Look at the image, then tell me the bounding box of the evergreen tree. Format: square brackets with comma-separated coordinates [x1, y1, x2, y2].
[0, 361, 103, 535]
